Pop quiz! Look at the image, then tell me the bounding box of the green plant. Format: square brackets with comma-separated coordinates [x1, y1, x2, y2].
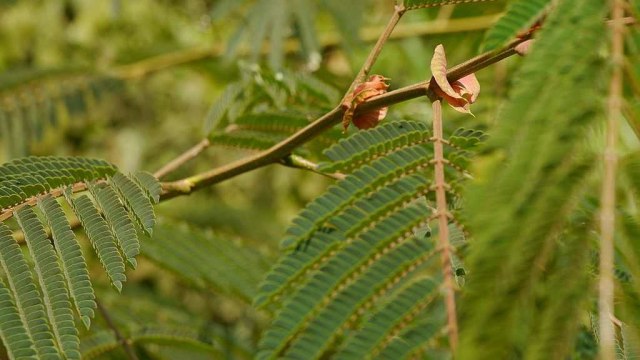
[0, 0, 638, 359]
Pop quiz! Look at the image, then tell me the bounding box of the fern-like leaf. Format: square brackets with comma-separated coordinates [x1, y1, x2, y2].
[143, 222, 269, 302]
[258, 204, 437, 359]
[481, 0, 551, 52]
[0, 223, 59, 358]
[458, 0, 607, 357]
[65, 192, 127, 292]
[109, 172, 155, 236]
[79, 330, 117, 359]
[257, 109, 483, 357]
[0, 279, 37, 360]
[132, 171, 162, 204]
[0, 157, 116, 209]
[320, 120, 433, 173]
[256, 173, 432, 308]
[0, 72, 122, 159]
[376, 310, 444, 359]
[279, 143, 435, 250]
[203, 82, 245, 134]
[0, 156, 159, 359]
[335, 277, 440, 359]
[14, 207, 80, 360]
[38, 196, 96, 329]
[89, 184, 140, 269]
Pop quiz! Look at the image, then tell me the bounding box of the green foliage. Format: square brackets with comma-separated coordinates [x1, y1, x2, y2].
[80, 326, 221, 359]
[2, 0, 638, 359]
[211, 0, 369, 69]
[0, 223, 58, 359]
[481, 0, 551, 51]
[458, 0, 607, 358]
[0, 278, 37, 359]
[214, 0, 319, 69]
[204, 67, 340, 154]
[0, 156, 160, 359]
[335, 277, 441, 359]
[617, 213, 640, 355]
[15, 207, 80, 359]
[255, 120, 485, 358]
[0, 71, 122, 160]
[142, 222, 270, 302]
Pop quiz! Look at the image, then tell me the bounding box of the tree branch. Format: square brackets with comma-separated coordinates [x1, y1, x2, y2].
[153, 138, 211, 179]
[160, 37, 529, 200]
[599, 0, 625, 359]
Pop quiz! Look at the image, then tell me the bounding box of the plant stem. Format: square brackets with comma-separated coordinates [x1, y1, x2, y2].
[96, 299, 139, 360]
[160, 37, 530, 200]
[279, 154, 346, 180]
[153, 138, 211, 179]
[599, 0, 625, 359]
[343, 4, 406, 99]
[430, 98, 458, 352]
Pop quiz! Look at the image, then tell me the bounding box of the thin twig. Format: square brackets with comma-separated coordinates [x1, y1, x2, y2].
[343, 4, 406, 99]
[599, 0, 625, 359]
[430, 98, 458, 352]
[96, 299, 139, 360]
[153, 138, 211, 179]
[279, 154, 346, 180]
[159, 37, 530, 200]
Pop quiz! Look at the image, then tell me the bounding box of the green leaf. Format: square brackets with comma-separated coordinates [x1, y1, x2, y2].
[0, 279, 37, 360]
[0, 156, 116, 209]
[38, 195, 96, 329]
[0, 223, 60, 359]
[481, 0, 551, 52]
[143, 222, 269, 302]
[258, 204, 436, 359]
[109, 172, 155, 236]
[132, 171, 162, 204]
[89, 183, 140, 269]
[458, 0, 607, 357]
[334, 277, 439, 359]
[0, 72, 123, 160]
[80, 330, 118, 360]
[65, 191, 126, 292]
[15, 207, 80, 360]
[320, 120, 433, 173]
[203, 82, 245, 134]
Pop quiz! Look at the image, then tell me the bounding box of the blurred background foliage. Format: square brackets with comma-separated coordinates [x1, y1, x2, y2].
[0, 0, 547, 358]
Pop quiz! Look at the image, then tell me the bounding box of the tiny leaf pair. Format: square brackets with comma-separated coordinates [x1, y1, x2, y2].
[341, 75, 390, 132]
[430, 44, 480, 115]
